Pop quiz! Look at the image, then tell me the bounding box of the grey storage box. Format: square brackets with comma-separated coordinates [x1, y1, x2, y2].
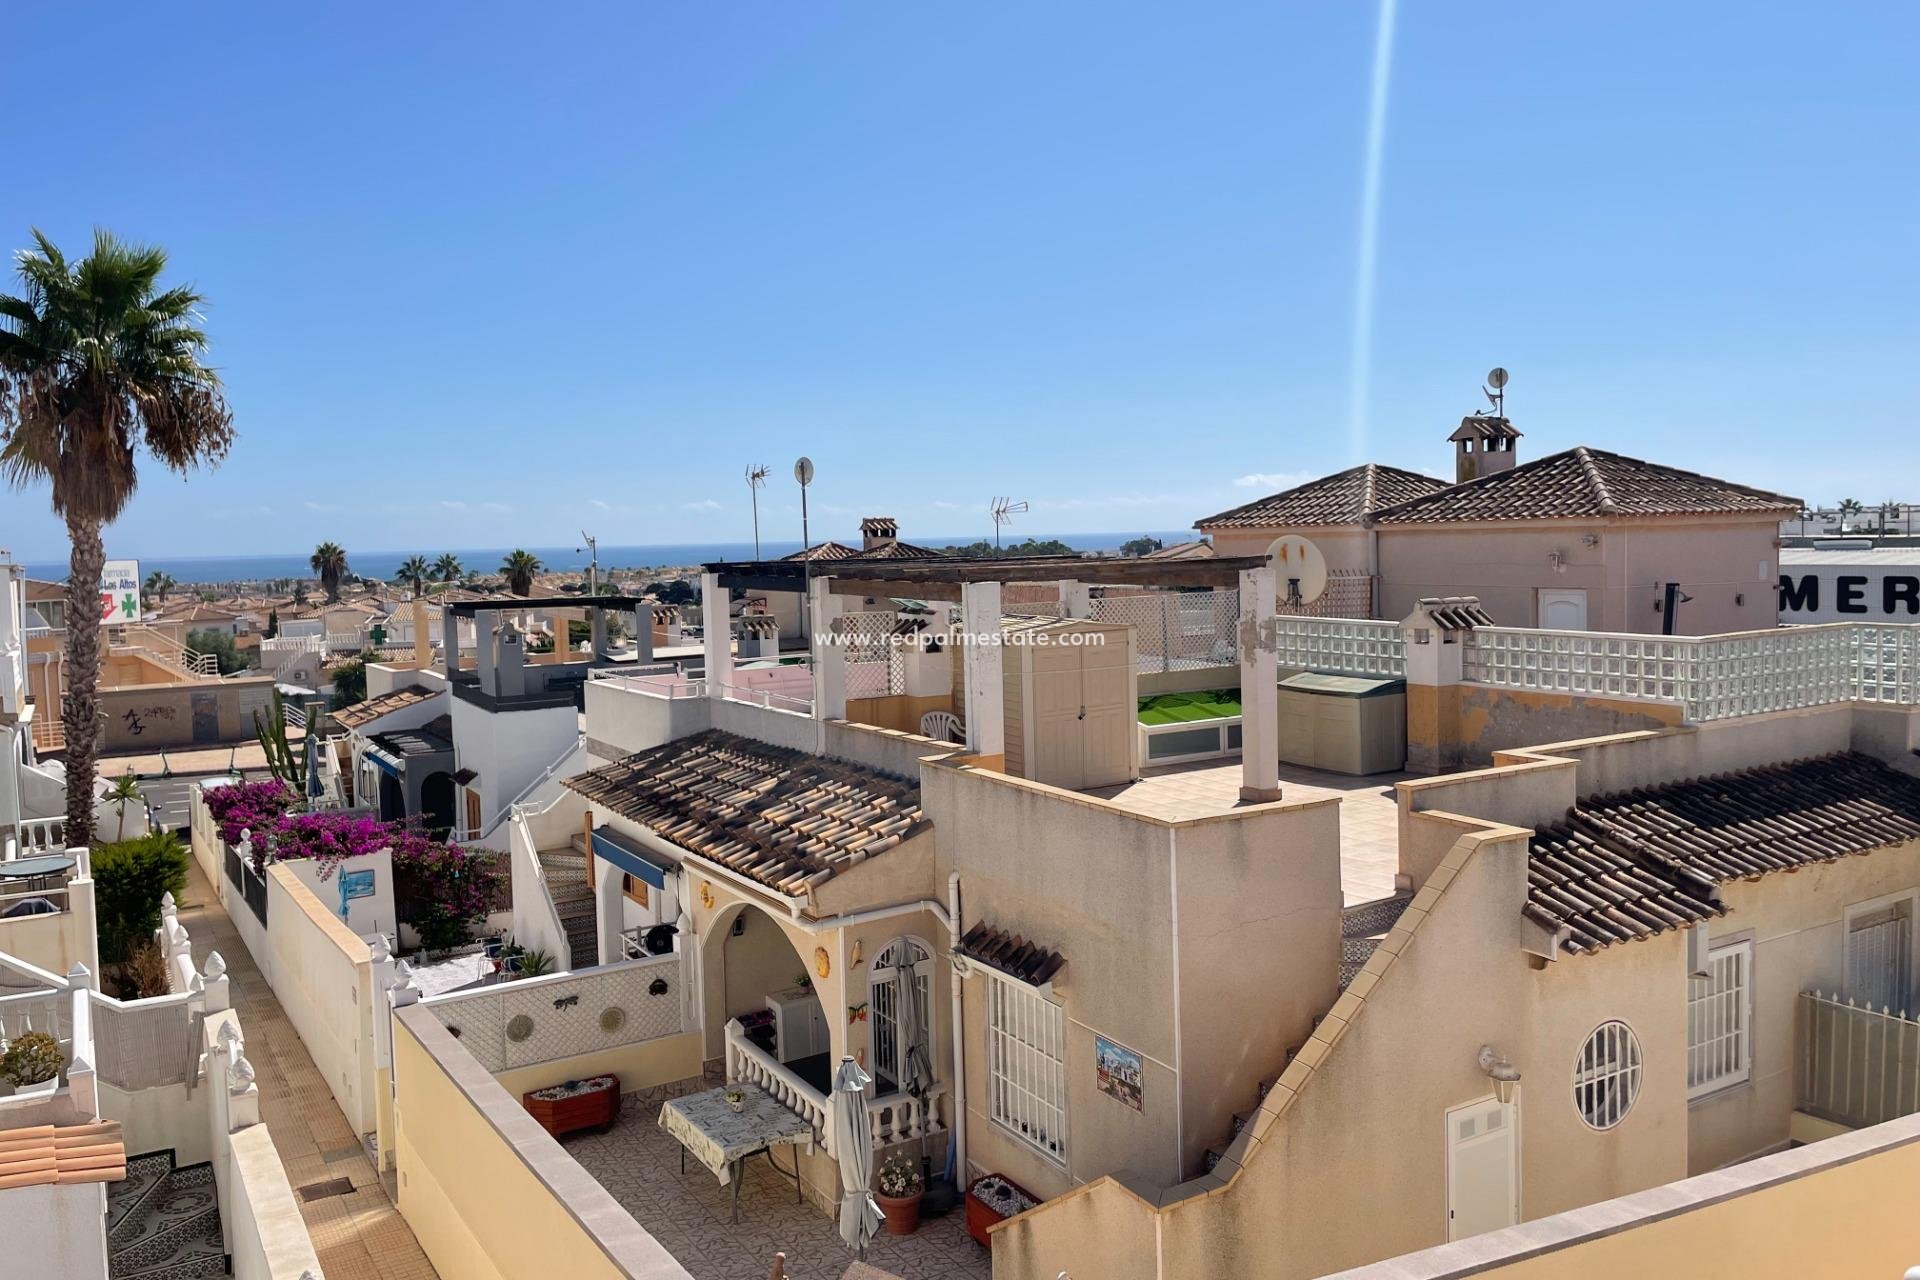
[1276, 673, 1406, 775]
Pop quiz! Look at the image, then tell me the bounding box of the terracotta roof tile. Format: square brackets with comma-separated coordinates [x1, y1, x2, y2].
[562, 730, 926, 897]
[1372, 447, 1800, 525]
[782, 540, 947, 562]
[0, 1121, 126, 1191]
[330, 685, 438, 730]
[1196, 464, 1449, 530]
[1139, 540, 1216, 560]
[1529, 753, 1920, 954]
[957, 922, 1066, 986]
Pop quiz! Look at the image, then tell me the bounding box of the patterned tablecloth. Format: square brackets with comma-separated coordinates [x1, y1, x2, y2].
[659, 1083, 817, 1185]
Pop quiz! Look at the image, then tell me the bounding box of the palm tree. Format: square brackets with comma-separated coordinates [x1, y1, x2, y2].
[291, 580, 310, 607]
[432, 552, 463, 585]
[143, 570, 176, 606]
[0, 229, 233, 848]
[500, 549, 542, 597]
[106, 773, 144, 841]
[396, 554, 431, 598]
[311, 541, 348, 603]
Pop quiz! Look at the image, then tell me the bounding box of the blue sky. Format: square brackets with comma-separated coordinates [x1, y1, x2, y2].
[4, 2, 1915, 561]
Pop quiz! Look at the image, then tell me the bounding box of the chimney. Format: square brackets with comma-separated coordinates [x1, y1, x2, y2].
[860, 517, 899, 553]
[1449, 415, 1522, 484]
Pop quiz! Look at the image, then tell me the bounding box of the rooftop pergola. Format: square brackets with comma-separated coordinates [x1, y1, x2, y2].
[697, 553, 1286, 802]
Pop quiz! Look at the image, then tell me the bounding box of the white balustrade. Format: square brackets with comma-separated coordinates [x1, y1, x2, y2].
[17, 815, 68, 855]
[1272, 615, 1406, 677]
[724, 1019, 832, 1156]
[870, 1083, 947, 1146]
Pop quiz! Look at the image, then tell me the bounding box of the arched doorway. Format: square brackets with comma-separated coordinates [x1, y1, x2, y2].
[420, 771, 455, 840]
[700, 900, 820, 1077]
[377, 769, 405, 823]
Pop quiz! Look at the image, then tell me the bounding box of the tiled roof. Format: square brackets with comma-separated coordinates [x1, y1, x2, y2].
[371, 714, 453, 758]
[1417, 596, 1496, 629]
[0, 1121, 126, 1190]
[1195, 464, 1449, 530]
[781, 540, 945, 562]
[1448, 414, 1522, 442]
[1528, 753, 1920, 954]
[956, 922, 1066, 987]
[1372, 447, 1801, 525]
[331, 685, 438, 730]
[562, 730, 926, 897]
[1140, 540, 1216, 560]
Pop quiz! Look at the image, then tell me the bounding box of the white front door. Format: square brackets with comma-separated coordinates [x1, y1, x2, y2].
[1447, 1096, 1519, 1241]
[1538, 589, 1588, 630]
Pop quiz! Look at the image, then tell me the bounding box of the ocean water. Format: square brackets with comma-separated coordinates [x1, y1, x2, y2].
[22, 531, 1196, 586]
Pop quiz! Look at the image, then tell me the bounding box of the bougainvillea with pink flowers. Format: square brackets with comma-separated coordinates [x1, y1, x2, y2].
[201, 779, 295, 848]
[202, 781, 499, 951]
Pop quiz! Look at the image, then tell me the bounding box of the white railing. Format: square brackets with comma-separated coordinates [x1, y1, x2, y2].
[1799, 990, 1920, 1130]
[1464, 622, 1920, 722]
[509, 808, 572, 969]
[0, 987, 70, 1055]
[871, 1083, 947, 1146]
[15, 815, 68, 855]
[719, 683, 814, 715]
[1273, 615, 1406, 677]
[263, 634, 325, 681]
[725, 1018, 832, 1155]
[114, 624, 219, 678]
[589, 669, 707, 699]
[457, 732, 587, 845]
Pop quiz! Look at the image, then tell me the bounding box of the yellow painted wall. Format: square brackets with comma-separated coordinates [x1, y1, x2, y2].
[492, 1031, 704, 1101]
[392, 1011, 691, 1280]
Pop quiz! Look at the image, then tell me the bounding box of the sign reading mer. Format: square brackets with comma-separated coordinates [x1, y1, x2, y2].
[1779, 570, 1920, 622]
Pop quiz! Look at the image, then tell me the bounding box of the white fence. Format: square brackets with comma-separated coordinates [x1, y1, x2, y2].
[419, 949, 688, 1074]
[1273, 615, 1406, 678]
[1798, 990, 1920, 1131]
[1464, 623, 1920, 721]
[1094, 589, 1241, 674]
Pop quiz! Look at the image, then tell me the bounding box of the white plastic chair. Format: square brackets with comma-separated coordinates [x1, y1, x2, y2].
[919, 711, 964, 743]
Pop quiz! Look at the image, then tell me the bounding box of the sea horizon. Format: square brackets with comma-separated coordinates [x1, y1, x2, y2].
[17, 530, 1201, 586]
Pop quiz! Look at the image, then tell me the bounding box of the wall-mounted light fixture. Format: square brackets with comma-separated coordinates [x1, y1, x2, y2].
[1478, 1045, 1521, 1105]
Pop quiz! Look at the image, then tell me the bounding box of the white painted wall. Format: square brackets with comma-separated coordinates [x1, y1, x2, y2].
[282, 848, 397, 941]
[449, 697, 580, 844]
[0, 1182, 109, 1280]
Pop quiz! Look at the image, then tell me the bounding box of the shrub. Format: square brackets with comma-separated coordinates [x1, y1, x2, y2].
[124, 941, 173, 999]
[0, 1031, 64, 1087]
[202, 779, 294, 848]
[186, 628, 250, 675]
[269, 810, 394, 877]
[92, 832, 190, 964]
[393, 832, 501, 953]
[877, 1152, 923, 1198]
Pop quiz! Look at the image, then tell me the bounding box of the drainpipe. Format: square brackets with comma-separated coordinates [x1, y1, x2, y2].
[948, 870, 967, 1188]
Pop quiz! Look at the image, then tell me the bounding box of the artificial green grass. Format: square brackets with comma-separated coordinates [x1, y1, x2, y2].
[1137, 690, 1242, 725]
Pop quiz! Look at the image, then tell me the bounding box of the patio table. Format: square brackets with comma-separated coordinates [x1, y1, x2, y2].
[659, 1082, 816, 1222]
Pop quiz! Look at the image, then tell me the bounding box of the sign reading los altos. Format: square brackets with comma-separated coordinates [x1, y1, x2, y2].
[100, 559, 141, 623]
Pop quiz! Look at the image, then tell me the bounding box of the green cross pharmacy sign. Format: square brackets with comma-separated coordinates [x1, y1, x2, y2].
[100, 559, 141, 623]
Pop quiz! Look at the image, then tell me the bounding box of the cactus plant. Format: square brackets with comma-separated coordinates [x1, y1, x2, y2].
[254, 688, 302, 788]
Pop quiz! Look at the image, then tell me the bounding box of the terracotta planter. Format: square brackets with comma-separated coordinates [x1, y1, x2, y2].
[876, 1190, 923, 1236]
[965, 1173, 1039, 1248]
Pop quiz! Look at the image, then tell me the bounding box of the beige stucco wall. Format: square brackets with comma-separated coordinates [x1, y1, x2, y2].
[1688, 841, 1920, 1173]
[994, 821, 1689, 1280]
[392, 1007, 692, 1280]
[1206, 526, 1372, 576]
[923, 757, 1341, 1197]
[1320, 1112, 1920, 1280]
[98, 676, 278, 749]
[264, 865, 379, 1137]
[1376, 517, 1780, 635]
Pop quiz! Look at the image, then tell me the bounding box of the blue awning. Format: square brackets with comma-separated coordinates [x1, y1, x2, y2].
[590, 826, 674, 889]
[367, 749, 405, 779]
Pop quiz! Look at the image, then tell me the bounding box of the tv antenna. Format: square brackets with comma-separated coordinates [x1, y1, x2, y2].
[989, 497, 1028, 550]
[1482, 366, 1508, 417]
[745, 464, 770, 559]
[577, 531, 599, 595]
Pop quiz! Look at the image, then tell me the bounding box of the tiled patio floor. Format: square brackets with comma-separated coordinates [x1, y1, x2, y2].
[567, 1089, 992, 1280]
[1087, 759, 1409, 904]
[175, 857, 441, 1280]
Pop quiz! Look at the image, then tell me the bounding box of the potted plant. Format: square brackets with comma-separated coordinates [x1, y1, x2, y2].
[965, 1172, 1039, 1247]
[722, 1086, 747, 1113]
[875, 1151, 924, 1235]
[0, 1031, 66, 1090]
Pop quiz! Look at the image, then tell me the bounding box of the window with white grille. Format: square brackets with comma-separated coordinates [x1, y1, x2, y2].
[986, 978, 1067, 1165]
[1573, 1020, 1642, 1130]
[1687, 940, 1752, 1099]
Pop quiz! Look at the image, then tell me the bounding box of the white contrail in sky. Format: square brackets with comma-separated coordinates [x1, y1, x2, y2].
[1348, 0, 1399, 461]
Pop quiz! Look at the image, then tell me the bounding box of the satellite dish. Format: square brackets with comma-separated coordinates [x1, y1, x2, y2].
[1266, 534, 1328, 606]
[793, 457, 814, 486]
[1486, 367, 1508, 390]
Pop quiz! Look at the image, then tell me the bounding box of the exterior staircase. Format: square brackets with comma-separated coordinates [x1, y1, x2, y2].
[1340, 891, 1412, 989]
[107, 1150, 224, 1280]
[1197, 893, 1416, 1176]
[542, 844, 599, 968]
